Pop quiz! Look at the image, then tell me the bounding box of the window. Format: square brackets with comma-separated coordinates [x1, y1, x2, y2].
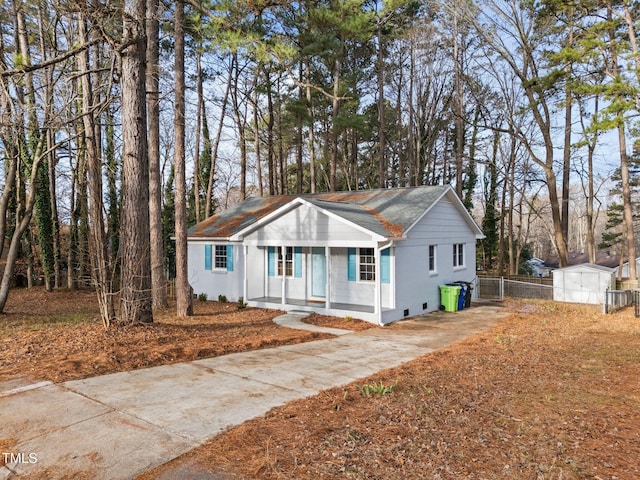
[359, 248, 375, 281]
[428, 245, 437, 273]
[453, 243, 464, 268]
[214, 245, 227, 269]
[278, 247, 293, 277]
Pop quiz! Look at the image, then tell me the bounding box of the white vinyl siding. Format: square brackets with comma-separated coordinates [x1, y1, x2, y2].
[245, 203, 371, 245]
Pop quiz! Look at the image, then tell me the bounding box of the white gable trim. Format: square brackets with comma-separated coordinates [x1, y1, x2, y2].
[230, 197, 387, 242]
[404, 186, 484, 239]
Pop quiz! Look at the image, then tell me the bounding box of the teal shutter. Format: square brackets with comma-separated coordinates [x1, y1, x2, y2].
[268, 247, 275, 276]
[294, 247, 302, 278]
[226, 245, 234, 272]
[347, 248, 356, 281]
[381, 248, 390, 284]
[204, 245, 212, 271]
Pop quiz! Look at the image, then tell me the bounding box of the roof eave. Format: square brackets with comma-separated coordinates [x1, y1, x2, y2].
[404, 185, 483, 237]
[228, 199, 302, 241]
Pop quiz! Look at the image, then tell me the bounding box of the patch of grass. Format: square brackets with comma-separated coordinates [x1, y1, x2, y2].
[495, 334, 516, 346]
[358, 380, 397, 396]
[0, 312, 94, 334]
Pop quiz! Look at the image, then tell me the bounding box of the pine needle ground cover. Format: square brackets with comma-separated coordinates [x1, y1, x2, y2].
[141, 301, 640, 480]
[0, 288, 360, 383]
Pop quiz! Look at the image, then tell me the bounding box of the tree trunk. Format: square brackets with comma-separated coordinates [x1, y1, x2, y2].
[330, 54, 341, 192]
[204, 56, 232, 213]
[453, 13, 464, 199]
[618, 122, 636, 280]
[173, 0, 193, 317]
[120, 0, 153, 324]
[78, 17, 116, 327]
[0, 136, 45, 311]
[377, 19, 386, 189]
[305, 57, 316, 194]
[147, 0, 168, 308]
[266, 68, 276, 195]
[561, 14, 574, 257]
[194, 50, 203, 224]
[253, 73, 264, 197]
[609, 2, 636, 281]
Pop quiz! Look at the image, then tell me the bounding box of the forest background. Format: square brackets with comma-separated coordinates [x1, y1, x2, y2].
[1, 0, 639, 326]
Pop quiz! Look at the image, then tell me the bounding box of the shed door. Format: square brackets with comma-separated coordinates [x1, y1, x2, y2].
[311, 247, 326, 297]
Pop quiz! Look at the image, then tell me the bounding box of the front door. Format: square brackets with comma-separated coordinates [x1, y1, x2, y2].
[311, 247, 326, 297]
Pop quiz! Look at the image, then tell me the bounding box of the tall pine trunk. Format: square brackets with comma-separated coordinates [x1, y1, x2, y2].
[78, 17, 115, 327]
[174, 0, 193, 317]
[147, 0, 167, 308]
[120, 0, 153, 324]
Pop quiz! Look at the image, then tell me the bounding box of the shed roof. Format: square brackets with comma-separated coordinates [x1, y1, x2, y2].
[552, 263, 615, 274]
[188, 185, 479, 240]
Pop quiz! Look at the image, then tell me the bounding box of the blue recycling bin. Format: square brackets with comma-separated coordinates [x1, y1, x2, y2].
[456, 283, 467, 310]
[453, 281, 473, 308]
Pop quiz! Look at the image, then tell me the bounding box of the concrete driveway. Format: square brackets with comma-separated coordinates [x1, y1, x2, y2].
[0, 304, 506, 479]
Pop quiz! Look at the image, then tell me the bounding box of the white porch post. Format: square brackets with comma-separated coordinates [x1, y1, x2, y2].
[264, 247, 269, 299]
[325, 246, 331, 311]
[243, 244, 248, 301]
[375, 245, 382, 324]
[281, 243, 286, 307]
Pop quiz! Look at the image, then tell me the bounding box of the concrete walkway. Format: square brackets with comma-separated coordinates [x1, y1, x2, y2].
[0, 305, 506, 480]
[272, 311, 353, 335]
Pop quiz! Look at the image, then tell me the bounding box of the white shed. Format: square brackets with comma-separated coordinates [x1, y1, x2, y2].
[552, 263, 615, 304]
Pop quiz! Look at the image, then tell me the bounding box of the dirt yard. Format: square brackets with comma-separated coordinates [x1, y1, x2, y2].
[0, 288, 371, 384]
[138, 301, 640, 480]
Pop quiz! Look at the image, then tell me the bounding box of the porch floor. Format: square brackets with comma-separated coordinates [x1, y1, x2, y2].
[250, 296, 376, 314]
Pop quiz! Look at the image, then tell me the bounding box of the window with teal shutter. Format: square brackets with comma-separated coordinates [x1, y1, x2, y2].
[268, 247, 275, 276]
[226, 245, 234, 272]
[347, 248, 356, 281]
[381, 248, 390, 284]
[294, 247, 302, 278]
[204, 245, 212, 270]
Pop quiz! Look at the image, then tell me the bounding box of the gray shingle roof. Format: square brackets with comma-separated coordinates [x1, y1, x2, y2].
[188, 185, 454, 239]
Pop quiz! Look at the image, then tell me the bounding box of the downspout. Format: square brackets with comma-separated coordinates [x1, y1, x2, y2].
[376, 240, 394, 326]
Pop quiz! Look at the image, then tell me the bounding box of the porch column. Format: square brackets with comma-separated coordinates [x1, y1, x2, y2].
[325, 246, 331, 311]
[374, 246, 381, 323]
[281, 243, 286, 307]
[243, 244, 248, 301]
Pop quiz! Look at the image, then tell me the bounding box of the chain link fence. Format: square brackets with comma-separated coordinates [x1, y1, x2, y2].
[476, 277, 553, 301]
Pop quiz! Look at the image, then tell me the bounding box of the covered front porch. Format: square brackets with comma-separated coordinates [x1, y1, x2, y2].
[242, 243, 395, 325]
[250, 296, 374, 313]
[248, 296, 395, 324]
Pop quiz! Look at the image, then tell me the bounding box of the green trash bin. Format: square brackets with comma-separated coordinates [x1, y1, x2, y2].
[439, 285, 461, 312]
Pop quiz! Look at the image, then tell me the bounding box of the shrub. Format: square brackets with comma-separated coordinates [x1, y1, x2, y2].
[237, 296, 247, 309]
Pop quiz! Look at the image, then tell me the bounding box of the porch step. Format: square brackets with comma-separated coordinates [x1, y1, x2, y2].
[273, 313, 353, 336]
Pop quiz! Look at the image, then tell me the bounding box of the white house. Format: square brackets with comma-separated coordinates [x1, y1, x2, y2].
[613, 257, 640, 279]
[187, 185, 484, 325]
